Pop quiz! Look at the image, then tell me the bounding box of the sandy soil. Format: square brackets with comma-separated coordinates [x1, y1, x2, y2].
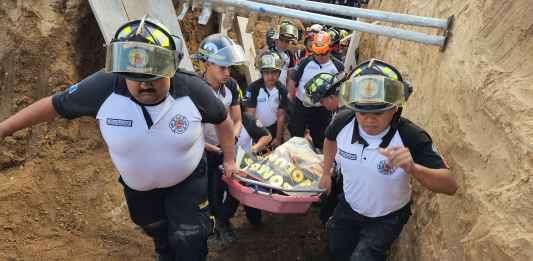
[359, 0, 533, 260]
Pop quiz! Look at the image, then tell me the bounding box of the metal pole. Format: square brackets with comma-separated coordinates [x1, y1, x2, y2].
[208, 0, 446, 47]
[255, 0, 449, 29]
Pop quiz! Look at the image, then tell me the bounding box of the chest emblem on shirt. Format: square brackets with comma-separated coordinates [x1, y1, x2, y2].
[169, 114, 189, 134]
[377, 160, 395, 175]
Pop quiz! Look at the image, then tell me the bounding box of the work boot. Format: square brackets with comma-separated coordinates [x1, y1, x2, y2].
[213, 220, 237, 248]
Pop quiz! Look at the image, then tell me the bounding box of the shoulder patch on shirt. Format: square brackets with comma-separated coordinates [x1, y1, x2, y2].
[68, 84, 79, 94]
[169, 114, 189, 134]
[338, 148, 357, 160]
[106, 118, 133, 127]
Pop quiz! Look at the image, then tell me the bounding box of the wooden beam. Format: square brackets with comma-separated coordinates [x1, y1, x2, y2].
[234, 16, 259, 83]
[343, 31, 361, 71]
[88, 0, 194, 70]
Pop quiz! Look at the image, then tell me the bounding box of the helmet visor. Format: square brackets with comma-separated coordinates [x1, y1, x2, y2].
[339, 75, 405, 112]
[203, 44, 248, 67]
[105, 41, 176, 80]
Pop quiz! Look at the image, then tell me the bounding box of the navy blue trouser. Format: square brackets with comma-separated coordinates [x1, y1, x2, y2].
[120, 155, 212, 261]
[206, 151, 260, 222]
[327, 198, 411, 261]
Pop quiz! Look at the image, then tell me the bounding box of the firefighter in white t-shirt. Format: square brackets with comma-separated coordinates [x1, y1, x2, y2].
[287, 31, 345, 149]
[0, 17, 240, 261]
[193, 33, 247, 248]
[320, 59, 457, 261]
[245, 51, 289, 149]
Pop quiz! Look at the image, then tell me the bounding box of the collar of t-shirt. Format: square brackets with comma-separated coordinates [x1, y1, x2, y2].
[357, 125, 391, 148]
[143, 95, 171, 122]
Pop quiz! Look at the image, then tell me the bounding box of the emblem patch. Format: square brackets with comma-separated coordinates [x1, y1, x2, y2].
[360, 78, 379, 98]
[106, 118, 133, 127]
[129, 48, 148, 67]
[169, 114, 189, 134]
[377, 160, 395, 176]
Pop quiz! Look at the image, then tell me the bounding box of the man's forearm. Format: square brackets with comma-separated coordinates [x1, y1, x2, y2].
[322, 138, 337, 177]
[409, 165, 457, 195]
[275, 110, 286, 141]
[252, 135, 272, 153]
[0, 96, 58, 137]
[287, 80, 297, 100]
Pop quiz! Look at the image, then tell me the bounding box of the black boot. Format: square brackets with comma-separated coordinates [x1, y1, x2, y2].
[213, 220, 236, 248]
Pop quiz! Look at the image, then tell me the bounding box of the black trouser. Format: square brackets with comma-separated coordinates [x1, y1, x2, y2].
[121, 155, 211, 261]
[289, 98, 332, 149]
[327, 197, 411, 261]
[206, 151, 260, 222]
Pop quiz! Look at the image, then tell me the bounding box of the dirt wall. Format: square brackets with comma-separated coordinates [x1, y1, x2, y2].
[359, 0, 533, 260]
[0, 1, 154, 260]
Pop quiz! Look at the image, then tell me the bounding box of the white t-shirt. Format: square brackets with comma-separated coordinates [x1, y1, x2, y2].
[255, 87, 280, 127]
[334, 120, 411, 217]
[52, 70, 228, 191]
[245, 79, 288, 127]
[203, 79, 240, 145]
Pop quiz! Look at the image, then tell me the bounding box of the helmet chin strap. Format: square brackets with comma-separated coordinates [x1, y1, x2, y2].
[378, 106, 403, 148]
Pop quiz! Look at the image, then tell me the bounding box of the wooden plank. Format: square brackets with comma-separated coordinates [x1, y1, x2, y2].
[219, 13, 233, 35]
[88, 0, 194, 70]
[234, 16, 259, 83]
[343, 31, 361, 71]
[87, 0, 128, 44]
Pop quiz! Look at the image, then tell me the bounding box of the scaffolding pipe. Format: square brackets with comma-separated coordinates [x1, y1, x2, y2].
[255, 0, 449, 29]
[208, 0, 446, 47]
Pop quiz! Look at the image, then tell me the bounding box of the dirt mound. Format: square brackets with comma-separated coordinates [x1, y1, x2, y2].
[360, 1, 533, 260]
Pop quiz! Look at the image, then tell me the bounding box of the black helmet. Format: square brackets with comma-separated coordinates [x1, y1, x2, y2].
[193, 33, 247, 67]
[339, 59, 412, 112]
[326, 27, 341, 45]
[106, 16, 183, 81]
[278, 21, 299, 41]
[303, 72, 343, 106]
[266, 27, 277, 50]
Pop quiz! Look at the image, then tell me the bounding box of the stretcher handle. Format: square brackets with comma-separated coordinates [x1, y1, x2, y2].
[232, 174, 326, 194]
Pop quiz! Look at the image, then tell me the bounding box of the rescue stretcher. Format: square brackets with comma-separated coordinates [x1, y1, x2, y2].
[222, 137, 326, 214]
[223, 174, 325, 214]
